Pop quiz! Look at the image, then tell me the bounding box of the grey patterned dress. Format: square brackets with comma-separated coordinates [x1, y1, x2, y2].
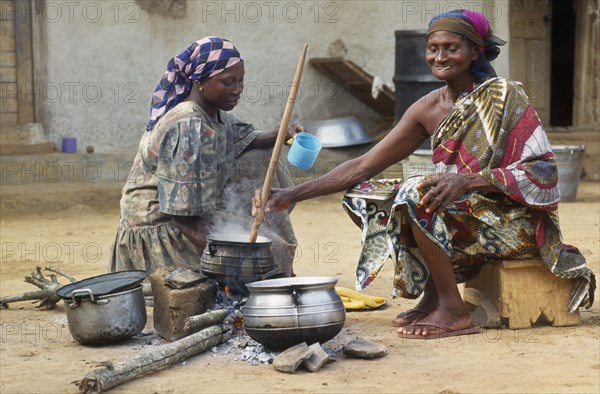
[109, 101, 297, 276]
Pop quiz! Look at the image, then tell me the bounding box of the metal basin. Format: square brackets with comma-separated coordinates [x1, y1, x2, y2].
[243, 277, 346, 350]
[304, 117, 373, 148]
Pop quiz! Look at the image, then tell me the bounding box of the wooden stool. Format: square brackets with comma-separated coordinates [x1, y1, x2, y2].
[464, 259, 580, 329]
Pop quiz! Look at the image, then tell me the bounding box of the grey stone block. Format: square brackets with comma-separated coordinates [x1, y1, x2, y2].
[303, 343, 334, 372]
[471, 299, 502, 328]
[272, 342, 312, 373]
[342, 338, 387, 359]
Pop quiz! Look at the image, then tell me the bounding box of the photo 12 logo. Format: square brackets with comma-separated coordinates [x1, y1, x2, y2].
[293, 241, 340, 264]
[1, 1, 140, 24]
[1, 160, 133, 184]
[241, 81, 338, 104]
[1, 241, 103, 264]
[199, 1, 340, 24]
[1, 82, 139, 105]
[399, 1, 503, 23]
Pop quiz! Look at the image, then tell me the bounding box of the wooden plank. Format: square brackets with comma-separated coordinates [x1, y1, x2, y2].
[0, 123, 19, 143]
[309, 57, 395, 117]
[0, 18, 15, 52]
[0, 112, 16, 125]
[14, 0, 34, 124]
[494, 259, 544, 269]
[0, 142, 55, 155]
[572, 0, 600, 127]
[0, 92, 16, 112]
[508, 0, 551, 126]
[0, 65, 16, 82]
[0, 49, 15, 66]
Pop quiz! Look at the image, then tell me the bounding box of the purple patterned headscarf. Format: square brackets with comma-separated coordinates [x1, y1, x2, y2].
[146, 36, 243, 131]
[428, 10, 506, 81]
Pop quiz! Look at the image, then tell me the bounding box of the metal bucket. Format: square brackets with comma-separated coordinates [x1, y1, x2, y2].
[553, 145, 585, 202]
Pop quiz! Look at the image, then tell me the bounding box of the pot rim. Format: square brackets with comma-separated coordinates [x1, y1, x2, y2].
[207, 233, 272, 244]
[65, 284, 144, 305]
[245, 276, 338, 290]
[56, 270, 146, 300]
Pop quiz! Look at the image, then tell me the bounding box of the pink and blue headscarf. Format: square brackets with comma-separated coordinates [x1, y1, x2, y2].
[427, 10, 506, 81]
[146, 36, 243, 131]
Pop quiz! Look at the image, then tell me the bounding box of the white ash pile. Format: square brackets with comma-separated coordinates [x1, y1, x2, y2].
[211, 335, 278, 365]
[211, 289, 352, 366]
[209, 319, 352, 366]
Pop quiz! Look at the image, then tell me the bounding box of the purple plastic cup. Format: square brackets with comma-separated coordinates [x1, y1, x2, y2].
[62, 137, 77, 153]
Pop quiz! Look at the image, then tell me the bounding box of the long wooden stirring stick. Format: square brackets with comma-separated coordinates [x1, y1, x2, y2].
[248, 44, 308, 243]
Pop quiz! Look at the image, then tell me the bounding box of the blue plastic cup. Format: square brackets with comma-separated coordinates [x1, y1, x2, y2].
[287, 133, 322, 170]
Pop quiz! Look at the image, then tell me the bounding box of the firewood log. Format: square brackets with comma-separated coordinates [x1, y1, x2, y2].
[76, 324, 231, 393]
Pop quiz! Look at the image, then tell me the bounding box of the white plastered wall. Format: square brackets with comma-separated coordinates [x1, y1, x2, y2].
[28, 0, 510, 153]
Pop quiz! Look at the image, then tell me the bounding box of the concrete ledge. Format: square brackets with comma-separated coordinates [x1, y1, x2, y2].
[1, 133, 596, 186]
[0, 152, 134, 184]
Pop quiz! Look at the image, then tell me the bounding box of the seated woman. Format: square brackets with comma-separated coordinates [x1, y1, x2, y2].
[253, 11, 595, 339]
[110, 36, 299, 278]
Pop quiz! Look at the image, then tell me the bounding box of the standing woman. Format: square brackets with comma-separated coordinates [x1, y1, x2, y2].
[110, 36, 299, 277]
[253, 11, 595, 339]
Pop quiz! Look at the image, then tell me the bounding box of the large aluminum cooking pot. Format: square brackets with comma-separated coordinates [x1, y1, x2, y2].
[243, 277, 346, 350]
[63, 286, 147, 345]
[200, 233, 280, 292]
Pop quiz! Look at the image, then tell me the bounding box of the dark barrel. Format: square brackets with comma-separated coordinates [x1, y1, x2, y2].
[393, 30, 444, 124]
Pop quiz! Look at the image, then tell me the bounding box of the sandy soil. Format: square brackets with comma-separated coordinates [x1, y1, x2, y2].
[0, 180, 599, 394]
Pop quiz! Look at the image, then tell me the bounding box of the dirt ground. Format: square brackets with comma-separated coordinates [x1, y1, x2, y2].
[0, 180, 599, 394]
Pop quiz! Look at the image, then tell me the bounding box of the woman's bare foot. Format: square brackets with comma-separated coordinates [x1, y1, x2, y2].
[392, 287, 438, 327]
[392, 309, 428, 327]
[397, 304, 478, 338]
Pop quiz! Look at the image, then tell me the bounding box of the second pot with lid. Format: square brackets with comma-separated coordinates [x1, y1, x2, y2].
[200, 233, 280, 292]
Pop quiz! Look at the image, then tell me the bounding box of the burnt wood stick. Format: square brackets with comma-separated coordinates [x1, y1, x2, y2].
[184, 309, 229, 332]
[0, 266, 74, 308]
[76, 325, 231, 394]
[0, 290, 55, 308]
[44, 266, 77, 283]
[24, 266, 56, 288]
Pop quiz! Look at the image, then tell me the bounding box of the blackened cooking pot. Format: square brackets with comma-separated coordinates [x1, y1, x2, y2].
[200, 233, 280, 291]
[242, 277, 346, 350]
[63, 286, 147, 345]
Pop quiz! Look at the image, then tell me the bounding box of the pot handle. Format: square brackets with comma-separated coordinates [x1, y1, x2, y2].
[208, 243, 218, 256]
[290, 287, 301, 307]
[68, 288, 108, 308]
[257, 267, 283, 281]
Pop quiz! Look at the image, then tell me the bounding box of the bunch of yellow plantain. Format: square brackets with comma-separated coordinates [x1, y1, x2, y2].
[336, 286, 386, 310]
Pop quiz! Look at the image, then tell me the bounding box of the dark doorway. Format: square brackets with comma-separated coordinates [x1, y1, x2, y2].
[550, 0, 576, 126]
